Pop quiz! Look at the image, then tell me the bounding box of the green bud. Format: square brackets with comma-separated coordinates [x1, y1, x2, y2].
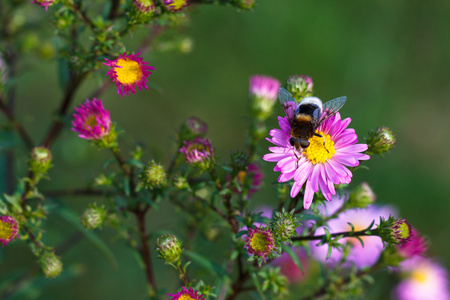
[80, 204, 107, 230]
[140, 161, 167, 190]
[285, 75, 313, 101]
[178, 117, 208, 146]
[29, 147, 52, 183]
[366, 126, 396, 156]
[378, 216, 412, 245]
[347, 182, 376, 208]
[233, 0, 256, 10]
[172, 173, 189, 190]
[156, 234, 183, 264]
[39, 251, 63, 278]
[270, 209, 300, 243]
[231, 152, 250, 173]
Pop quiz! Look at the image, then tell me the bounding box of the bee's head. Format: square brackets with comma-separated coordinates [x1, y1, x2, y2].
[290, 137, 310, 149]
[300, 139, 310, 148]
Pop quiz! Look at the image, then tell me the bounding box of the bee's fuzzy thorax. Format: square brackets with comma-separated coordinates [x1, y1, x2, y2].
[295, 115, 312, 122]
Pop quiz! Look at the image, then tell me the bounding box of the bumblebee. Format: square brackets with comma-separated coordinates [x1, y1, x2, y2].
[278, 87, 346, 151]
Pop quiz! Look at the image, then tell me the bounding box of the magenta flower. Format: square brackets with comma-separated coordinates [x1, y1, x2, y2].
[271, 247, 309, 283]
[163, 0, 189, 12]
[133, 0, 156, 12]
[167, 286, 205, 300]
[179, 137, 215, 170]
[244, 227, 276, 261]
[393, 257, 450, 300]
[263, 112, 370, 209]
[249, 75, 280, 101]
[104, 52, 155, 97]
[31, 0, 54, 10]
[310, 204, 395, 269]
[0, 215, 19, 247]
[72, 98, 111, 140]
[234, 162, 264, 199]
[397, 228, 427, 259]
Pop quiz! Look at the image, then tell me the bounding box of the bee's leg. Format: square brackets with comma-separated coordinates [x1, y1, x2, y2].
[292, 148, 301, 168]
[314, 132, 329, 153]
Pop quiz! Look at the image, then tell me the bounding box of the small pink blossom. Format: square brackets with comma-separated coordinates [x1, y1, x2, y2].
[72, 98, 111, 140]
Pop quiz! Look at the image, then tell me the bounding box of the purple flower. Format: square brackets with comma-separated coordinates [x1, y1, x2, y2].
[163, 0, 189, 12]
[133, 0, 156, 12]
[263, 112, 370, 209]
[397, 228, 427, 259]
[104, 52, 155, 97]
[249, 75, 280, 101]
[31, 0, 54, 10]
[0, 215, 19, 247]
[244, 227, 276, 262]
[179, 137, 215, 170]
[271, 247, 309, 283]
[167, 286, 205, 300]
[72, 98, 112, 140]
[310, 204, 395, 269]
[393, 257, 450, 300]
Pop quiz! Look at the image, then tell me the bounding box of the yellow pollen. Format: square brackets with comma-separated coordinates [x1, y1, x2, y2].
[237, 171, 247, 183]
[250, 233, 270, 253]
[85, 115, 98, 128]
[167, 0, 186, 9]
[303, 131, 335, 164]
[178, 295, 195, 300]
[411, 270, 428, 283]
[115, 58, 142, 85]
[0, 221, 13, 240]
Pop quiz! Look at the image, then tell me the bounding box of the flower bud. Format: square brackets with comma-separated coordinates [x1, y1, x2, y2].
[163, 0, 188, 12]
[249, 75, 281, 121]
[156, 234, 183, 264]
[378, 216, 412, 245]
[366, 126, 396, 156]
[39, 251, 63, 278]
[133, 0, 156, 13]
[270, 209, 299, 243]
[178, 117, 208, 144]
[233, 0, 256, 10]
[231, 152, 250, 173]
[285, 75, 313, 100]
[140, 161, 167, 190]
[31, 0, 55, 11]
[179, 137, 215, 171]
[0, 215, 19, 247]
[29, 147, 52, 175]
[347, 182, 376, 209]
[172, 173, 189, 190]
[80, 204, 107, 230]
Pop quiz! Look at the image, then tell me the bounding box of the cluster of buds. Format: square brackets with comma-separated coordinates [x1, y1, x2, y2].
[285, 74, 314, 101]
[156, 234, 183, 264]
[140, 161, 167, 190]
[39, 251, 63, 278]
[80, 204, 107, 230]
[366, 126, 396, 156]
[270, 209, 300, 244]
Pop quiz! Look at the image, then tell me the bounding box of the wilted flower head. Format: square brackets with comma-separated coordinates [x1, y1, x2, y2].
[179, 137, 215, 171]
[366, 126, 396, 156]
[163, 0, 188, 12]
[156, 234, 183, 264]
[72, 98, 112, 140]
[244, 227, 276, 261]
[348, 182, 376, 209]
[0, 215, 19, 247]
[397, 228, 427, 259]
[249, 75, 281, 121]
[264, 111, 370, 209]
[140, 161, 167, 189]
[39, 251, 63, 278]
[285, 74, 313, 100]
[104, 52, 155, 97]
[167, 286, 205, 300]
[31, 0, 55, 11]
[80, 204, 107, 230]
[393, 257, 450, 300]
[310, 204, 395, 269]
[133, 0, 156, 12]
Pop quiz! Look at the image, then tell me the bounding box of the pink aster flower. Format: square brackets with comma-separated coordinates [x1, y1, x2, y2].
[244, 226, 276, 261]
[179, 137, 215, 170]
[163, 0, 189, 12]
[310, 204, 395, 269]
[0, 215, 19, 247]
[250, 75, 280, 101]
[263, 111, 370, 209]
[133, 0, 156, 12]
[393, 257, 450, 300]
[397, 228, 427, 259]
[72, 98, 111, 140]
[31, 0, 54, 10]
[103, 52, 155, 97]
[167, 286, 205, 300]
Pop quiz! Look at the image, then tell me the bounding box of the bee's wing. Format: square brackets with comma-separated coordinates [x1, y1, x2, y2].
[278, 87, 298, 123]
[316, 96, 347, 128]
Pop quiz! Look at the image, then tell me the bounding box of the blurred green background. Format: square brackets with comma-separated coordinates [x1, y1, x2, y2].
[1, 0, 450, 299]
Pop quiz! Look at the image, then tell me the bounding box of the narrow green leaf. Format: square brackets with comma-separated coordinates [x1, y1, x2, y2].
[184, 250, 230, 281]
[249, 269, 265, 300]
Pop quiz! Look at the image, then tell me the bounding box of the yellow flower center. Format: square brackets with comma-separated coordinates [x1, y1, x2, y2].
[0, 221, 13, 240]
[303, 131, 335, 164]
[398, 222, 411, 240]
[115, 58, 142, 85]
[179, 295, 195, 300]
[85, 115, 98, 128]
[411, 270, 428, 283]
[167, 0, 186, 9]
[250, 232, 270, 253]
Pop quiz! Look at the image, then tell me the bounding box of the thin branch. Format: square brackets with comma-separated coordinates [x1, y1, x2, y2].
[291, 228, 379, 242]
[0, 96, 34, 149]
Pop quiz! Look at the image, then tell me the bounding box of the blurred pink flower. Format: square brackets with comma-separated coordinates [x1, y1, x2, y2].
[72, 98, 111, 140]
[0, 215, 19, 247]
[167, 286, 205, 300]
